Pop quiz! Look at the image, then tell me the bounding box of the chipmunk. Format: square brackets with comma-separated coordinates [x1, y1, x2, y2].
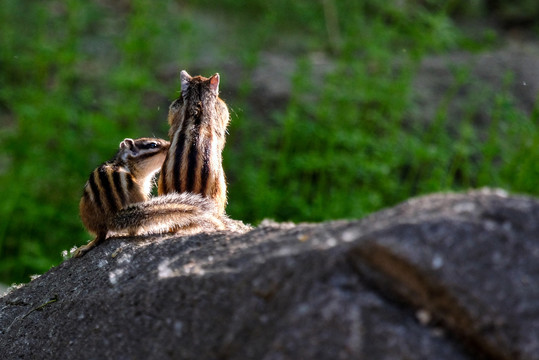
[76, 137, 249, 257]
[158, 70, 229, 215]
[76, 137, 170, 257]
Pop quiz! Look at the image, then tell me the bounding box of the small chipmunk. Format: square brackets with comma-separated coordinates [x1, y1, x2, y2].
[158, 70, 230, 215]
[76, 137, 170, 257]
[76, 137, 248, 257]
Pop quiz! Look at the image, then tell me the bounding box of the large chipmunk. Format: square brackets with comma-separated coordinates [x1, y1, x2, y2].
[76, 137, 230, 257]
[158, 70, 229, 215]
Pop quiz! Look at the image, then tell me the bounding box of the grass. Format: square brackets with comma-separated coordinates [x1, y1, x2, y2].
[1, 0, 538, 284]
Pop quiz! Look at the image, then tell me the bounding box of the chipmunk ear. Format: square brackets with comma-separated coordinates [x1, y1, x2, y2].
[209, 73, 220, 95]
[120, 138, 137, 161]
[120, 138, 135, 151]
[180, 70, 192, 94]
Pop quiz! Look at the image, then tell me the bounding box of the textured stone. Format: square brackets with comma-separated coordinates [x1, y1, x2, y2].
[1, 189, 538, 359]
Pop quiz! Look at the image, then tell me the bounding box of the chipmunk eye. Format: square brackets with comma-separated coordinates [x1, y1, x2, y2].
[148, 142, 158, 149]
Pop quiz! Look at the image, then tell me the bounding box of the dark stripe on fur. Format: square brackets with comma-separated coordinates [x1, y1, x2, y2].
[200, 137, 210, 193]
[173, 130, 186, 192]
[98, 168, 117, 212]
[82, 189, 90, 201]
[135, 151, 160, 161]
[186, 132, 199, 192]
[126, 173, 135, 193]
[160, 154, 168, 194]
[112, 171, 126, 207]
[88, 170, 103, 211]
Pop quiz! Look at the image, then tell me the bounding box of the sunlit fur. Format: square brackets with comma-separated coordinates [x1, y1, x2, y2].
[111, 192, 227, 235]
[158, 71, 230, 215]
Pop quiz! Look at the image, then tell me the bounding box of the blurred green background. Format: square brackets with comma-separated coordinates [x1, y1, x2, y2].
[1, 0, 538, 285]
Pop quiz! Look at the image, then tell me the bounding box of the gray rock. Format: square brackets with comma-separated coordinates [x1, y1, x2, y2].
[1, 189, 538, 359]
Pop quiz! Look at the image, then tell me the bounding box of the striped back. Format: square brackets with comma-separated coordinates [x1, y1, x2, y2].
[158, 71, 229, 215]
[82, 164, 142, 216]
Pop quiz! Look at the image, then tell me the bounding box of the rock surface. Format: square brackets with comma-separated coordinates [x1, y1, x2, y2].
[1, 189, 538, 360]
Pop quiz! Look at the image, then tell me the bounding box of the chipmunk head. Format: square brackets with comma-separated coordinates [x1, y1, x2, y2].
[180, 70, 219, 97]
[167, 70, 229, 135]
[119, 137, 170, 177]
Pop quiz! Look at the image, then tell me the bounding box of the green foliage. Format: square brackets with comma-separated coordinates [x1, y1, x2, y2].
[0, 0, 179, 282]
[1, 0, 538, 284]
